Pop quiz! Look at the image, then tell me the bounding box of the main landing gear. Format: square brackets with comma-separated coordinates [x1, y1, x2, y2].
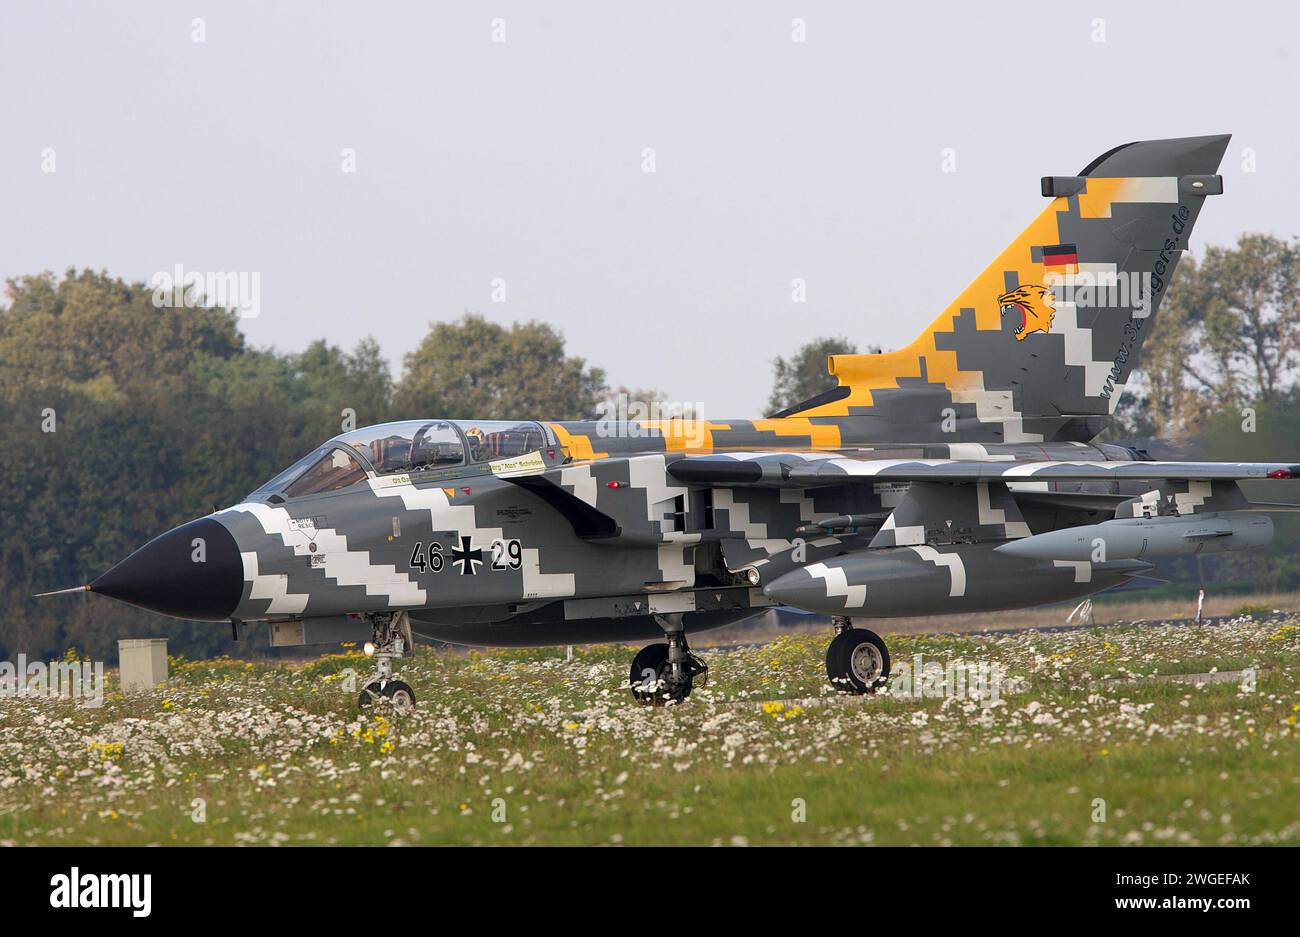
[358, 610, 417, 713]
[628, 615, 708, 705]
[624, 614, 888, 703]
[826, 615, 890, 694]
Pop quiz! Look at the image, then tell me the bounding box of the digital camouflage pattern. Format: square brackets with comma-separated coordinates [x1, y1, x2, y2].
[68, 135, 1300, 700]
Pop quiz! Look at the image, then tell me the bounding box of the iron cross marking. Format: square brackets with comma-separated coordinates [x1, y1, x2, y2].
[451, 535, 483, 575]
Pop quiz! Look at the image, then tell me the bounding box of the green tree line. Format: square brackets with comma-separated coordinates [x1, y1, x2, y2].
[0, 270, 608, 660]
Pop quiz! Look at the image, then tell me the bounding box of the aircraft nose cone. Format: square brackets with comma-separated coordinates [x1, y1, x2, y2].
[91, 517, 242, 621]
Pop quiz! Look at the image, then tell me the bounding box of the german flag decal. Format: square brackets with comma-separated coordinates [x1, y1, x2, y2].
[1042, 244, 1079, 267]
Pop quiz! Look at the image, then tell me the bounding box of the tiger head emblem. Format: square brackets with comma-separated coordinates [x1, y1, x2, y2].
[998, 285, 1056, 340]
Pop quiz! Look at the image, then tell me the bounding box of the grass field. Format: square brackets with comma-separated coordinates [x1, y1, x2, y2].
[1, 616, 1297, 846]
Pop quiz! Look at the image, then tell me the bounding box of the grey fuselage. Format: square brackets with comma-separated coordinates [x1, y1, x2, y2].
[96, 422, 1156, 647]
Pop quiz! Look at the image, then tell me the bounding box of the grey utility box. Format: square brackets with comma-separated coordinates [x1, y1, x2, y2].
[118, 638, 169, 692]
[269, 616, 372, 648]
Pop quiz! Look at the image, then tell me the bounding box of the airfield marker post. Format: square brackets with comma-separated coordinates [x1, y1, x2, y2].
[118, 638, 169, 692]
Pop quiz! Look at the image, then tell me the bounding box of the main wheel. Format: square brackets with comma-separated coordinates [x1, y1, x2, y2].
[826, 627, 890, 694]
[628, 643, 693, 705]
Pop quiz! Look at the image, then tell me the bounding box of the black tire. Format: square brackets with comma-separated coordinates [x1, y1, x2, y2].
[826, 628, 890, 694]
[629, 643, 669, 704]
[358, 679, 416, 712]
[358, 681, 384, 708]
[628, 643, 693, 705]
[381, 680, 416, 712]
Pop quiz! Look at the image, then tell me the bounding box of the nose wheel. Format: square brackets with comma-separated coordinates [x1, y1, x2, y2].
[359, 679, 417, 713]
[826, 618, 890, 694]
[357, 611, 417, 712]
[629, 620, 707, 704]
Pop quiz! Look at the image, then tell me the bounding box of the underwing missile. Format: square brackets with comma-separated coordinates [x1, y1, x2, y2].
[762, 543, 1151, 616]
[994, 513, 1273, 562]
[794, 513, 887, 536]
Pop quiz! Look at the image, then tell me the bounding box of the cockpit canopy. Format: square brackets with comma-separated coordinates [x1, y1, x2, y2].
[339, 420, 466, 474]
[246, 419, 550, 501]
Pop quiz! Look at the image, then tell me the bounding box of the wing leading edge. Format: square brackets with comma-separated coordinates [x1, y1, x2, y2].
[665, 453, 1300, 487]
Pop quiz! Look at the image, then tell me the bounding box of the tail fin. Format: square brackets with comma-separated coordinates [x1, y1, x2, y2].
[797, 134, 1230, 443]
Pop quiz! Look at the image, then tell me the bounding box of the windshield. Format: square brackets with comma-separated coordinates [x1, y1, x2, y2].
[245, 420, 487, 500]
[284, 447, 368, 497]
[333, 420, 465, 474]
[245, 445, 331, 501]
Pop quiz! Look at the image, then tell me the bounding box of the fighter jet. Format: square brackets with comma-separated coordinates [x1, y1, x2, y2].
[46, 134, 1300, 708]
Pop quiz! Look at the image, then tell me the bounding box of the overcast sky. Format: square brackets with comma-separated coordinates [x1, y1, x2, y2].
[3, 1, 1297, 416]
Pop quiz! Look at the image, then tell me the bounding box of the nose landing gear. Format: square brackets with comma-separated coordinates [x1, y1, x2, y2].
[358, 611, 417, 713]
[628, 615, 708, 704]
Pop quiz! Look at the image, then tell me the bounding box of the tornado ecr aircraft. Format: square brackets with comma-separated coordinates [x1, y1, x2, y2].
[45, 133, 1300, 707]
